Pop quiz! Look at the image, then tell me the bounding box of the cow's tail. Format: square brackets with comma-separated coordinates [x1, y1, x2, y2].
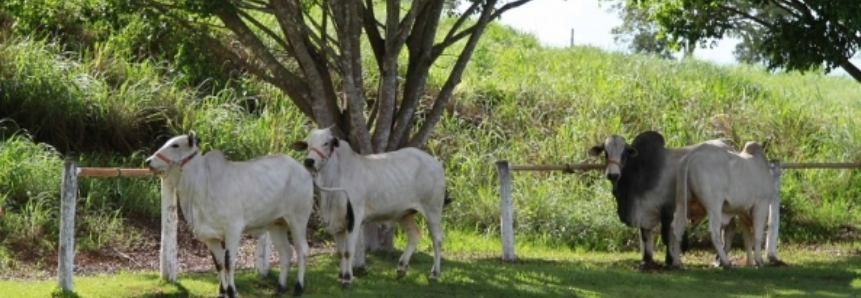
[345, 199, 355, 233]
[314, 182, 355, 233]
[674, 150, 695, 258]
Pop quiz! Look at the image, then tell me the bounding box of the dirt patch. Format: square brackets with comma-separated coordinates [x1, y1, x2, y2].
[1, 215, 331, 281]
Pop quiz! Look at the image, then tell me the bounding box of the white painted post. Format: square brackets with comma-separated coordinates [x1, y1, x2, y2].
[767, 160, 782, 263]
[255, 232, 271, 277]
[496, 160, 516, 262]
[159, 178, 178, 282]
[58, 160, 77, 292]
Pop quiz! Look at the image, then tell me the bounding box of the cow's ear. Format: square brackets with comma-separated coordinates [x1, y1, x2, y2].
[290, 141, 308, 151]
[188, 131, 199, 147]
[625, 146, 638, 157]
[587, 144, 604, 156]
[331, 138, 340, 148]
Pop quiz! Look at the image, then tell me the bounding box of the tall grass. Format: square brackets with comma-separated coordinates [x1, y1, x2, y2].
[0, 8, 859, 268]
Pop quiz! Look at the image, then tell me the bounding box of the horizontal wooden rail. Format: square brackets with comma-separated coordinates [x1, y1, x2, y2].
[507, 162, 861, 172]
[77, 167, 154, 177]
[510, 163, 604, 171]
[780, 162, 861, 169]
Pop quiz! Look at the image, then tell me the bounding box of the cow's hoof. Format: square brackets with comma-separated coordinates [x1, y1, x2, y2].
[638, 262, 663, 272]
[292, 282, 304, 297]
[720, 263, 733, 270]
[397, 269, 406, 279]
[340, 282, 352, 290]
[768, 257, 788, 267]
[273, 283, 287, 297]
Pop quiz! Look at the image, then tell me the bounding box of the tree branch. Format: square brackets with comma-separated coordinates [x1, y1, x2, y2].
[717, 4, 778, 31]
[388, 0, 444, 150]
[409, 0, 501, 147]
[269, 0, 338, 126]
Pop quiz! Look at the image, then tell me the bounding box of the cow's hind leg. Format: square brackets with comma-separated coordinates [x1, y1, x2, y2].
[426, 211, 445, 281]
[396, 212, 421, 279]
[269, 226, 293, 297]
[205, 241, 228, 298]
[713, 216, 736, 267]
[288, 216, 310, 296]
[708, 210, 732, 269]
[752, 203, 770, 267]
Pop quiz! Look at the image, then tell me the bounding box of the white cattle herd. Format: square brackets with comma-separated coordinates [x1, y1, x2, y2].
[145, 128, 783, 297]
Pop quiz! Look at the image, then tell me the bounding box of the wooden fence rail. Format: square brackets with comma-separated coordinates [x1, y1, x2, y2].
[57, 160, 271, 293]
[495, 159, 861, 262]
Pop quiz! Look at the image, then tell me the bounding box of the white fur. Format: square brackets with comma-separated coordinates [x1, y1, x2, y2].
[671, 141, 777, 268]
[147, 134, 314, 297]
[297, 127, 447, 286]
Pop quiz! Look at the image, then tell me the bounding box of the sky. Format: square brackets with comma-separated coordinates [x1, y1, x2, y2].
[486, 0, 856, 76]
[490, 0, 741, 64]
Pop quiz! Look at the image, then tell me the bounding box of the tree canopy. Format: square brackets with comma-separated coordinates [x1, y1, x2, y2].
[626, 0, 861, 83]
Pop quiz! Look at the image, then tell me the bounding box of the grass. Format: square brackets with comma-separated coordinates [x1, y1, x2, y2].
[2, 229, 859, 298]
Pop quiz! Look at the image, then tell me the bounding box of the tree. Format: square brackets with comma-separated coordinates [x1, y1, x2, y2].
[631, 0, 861, 83]
[609, 1, 680, 59]
[138, 0, 533, 250]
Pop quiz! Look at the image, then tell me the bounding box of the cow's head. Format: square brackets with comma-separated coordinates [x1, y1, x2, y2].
[291, 125, 339, 172]
[588, 134, 637, 182]
[145, 131, 200, 174]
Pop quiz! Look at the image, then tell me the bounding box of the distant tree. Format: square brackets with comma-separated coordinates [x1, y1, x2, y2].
[134, 0, 533, 251]
[609, 1, 696, 59]
[631, 0, 861, 83]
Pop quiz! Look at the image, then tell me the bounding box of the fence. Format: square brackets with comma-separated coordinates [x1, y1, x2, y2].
[494, 159, 861, 262]
[57, 160, 271, 292]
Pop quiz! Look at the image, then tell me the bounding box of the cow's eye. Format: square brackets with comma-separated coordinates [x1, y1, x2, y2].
[171, 144, 179, 148]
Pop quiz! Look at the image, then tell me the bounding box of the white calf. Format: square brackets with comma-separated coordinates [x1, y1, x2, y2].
[291, 126, 450, 287]
[146, 132, 314, 297]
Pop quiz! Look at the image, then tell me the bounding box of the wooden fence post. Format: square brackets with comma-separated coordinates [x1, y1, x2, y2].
[496, 160, 516, 262]
[159, 178, 178, 282]
[255, 233, 271, 277]
[767, 159, 781, 262]
[58, 160, 77, 292]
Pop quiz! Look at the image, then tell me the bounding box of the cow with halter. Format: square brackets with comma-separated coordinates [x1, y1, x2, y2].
[670, 141, 777, 269]
[146, 132, 314, 297]
[291, 126, 450, 288]
[588, 131, 737, 270]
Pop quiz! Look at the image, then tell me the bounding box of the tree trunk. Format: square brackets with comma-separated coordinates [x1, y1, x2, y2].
[840, 59, 861, 84]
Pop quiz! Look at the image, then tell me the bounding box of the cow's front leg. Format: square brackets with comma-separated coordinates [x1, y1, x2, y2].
[205, 241, 227, 298]
[341, 228, 362, 288]
[639, 228, 661, 271]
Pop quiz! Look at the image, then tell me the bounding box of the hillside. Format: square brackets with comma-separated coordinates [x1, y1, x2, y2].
[1, 4, 860, 277]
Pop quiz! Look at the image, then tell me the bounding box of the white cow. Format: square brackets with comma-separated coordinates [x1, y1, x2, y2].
[291, 126, 450, 287]
[146, 132, 314, 297]
[671, 141, 776, 269]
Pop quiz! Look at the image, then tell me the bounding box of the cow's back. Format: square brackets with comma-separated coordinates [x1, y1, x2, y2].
[348, 147, 446, 221]
[205, 151, 314, 231]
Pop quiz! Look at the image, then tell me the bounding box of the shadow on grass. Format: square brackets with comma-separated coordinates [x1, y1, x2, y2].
[118, 249, 861, 298]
